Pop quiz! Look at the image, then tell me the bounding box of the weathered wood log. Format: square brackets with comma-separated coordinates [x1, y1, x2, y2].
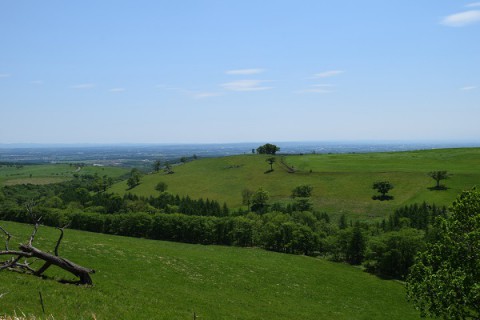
[19, 244, 95, 284]
[0, 223, 95, 285]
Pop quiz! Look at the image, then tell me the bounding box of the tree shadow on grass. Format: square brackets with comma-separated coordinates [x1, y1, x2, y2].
[372, 195, 394, 201]
[264, 169, 274, 174]
[428, 186, 448, 191]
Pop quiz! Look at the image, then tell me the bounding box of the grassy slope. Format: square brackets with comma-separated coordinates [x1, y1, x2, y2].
[0, 164, 129, 186]
[0, 221, 421, 320]
[110, 148, 480, 219]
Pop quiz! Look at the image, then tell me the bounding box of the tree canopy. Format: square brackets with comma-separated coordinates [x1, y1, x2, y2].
[406, 189, 480, 319]
[428, 170, 449, 190]
[372, 181, 394, 200]
[256, 143, 280, 155]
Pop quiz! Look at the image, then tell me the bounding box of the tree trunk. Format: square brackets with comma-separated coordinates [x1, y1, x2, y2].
[19, 244, 94, 285]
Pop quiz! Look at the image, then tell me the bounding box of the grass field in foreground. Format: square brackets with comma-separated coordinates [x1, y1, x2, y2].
[110, 148, 480, 219]
[0, 220, 422, 320]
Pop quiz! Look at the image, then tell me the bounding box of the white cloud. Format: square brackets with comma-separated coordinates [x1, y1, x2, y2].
[109, 88, 125, 92]
[297, 84, 334, 94]
[441, 10, 480, 27]
[0, 73, 11, 78]
[31, 80, 43, 85]
[312, 70, 344, 79]
[460, 85, 477, 91]
[466, 2, 480, 7]
[226, 68, 264, 75]
[221, 79, 273, 91]
[71, 83, 95, 89]
[193, 92, 223, 99]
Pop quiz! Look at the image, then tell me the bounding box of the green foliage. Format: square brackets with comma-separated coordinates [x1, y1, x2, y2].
[383, 202, 446, 231]
[256, 143, 280, 155]
[406, 189, 480, 319]
[365, 228, 425, 279]
[266, 157, 276, 171]
[164, 161, 174, 174]
[153, 160, 161, 172]
[155, 181, 168, 192]
[291, 184, 313, 198]
[428, 170, 449, 190]
[251, 187, 269, 213]
[241, 188, 254, 210]
[126, 168, 141, 189]
[346, 223, 367, 265]
[372, 181, 394, 200]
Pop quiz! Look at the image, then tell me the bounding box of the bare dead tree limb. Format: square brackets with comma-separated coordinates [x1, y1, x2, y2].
[0, 225, 12, 251]
[0, 223, 95, 285]
[54, 223, 70, 257]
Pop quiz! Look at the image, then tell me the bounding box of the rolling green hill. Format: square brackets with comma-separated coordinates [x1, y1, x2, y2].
[109, 148, 480, 219]
[0, 164, 129, 186]
[0, 220, 422, 319]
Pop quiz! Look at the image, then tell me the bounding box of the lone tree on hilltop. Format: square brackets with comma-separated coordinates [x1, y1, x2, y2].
[406, 189, 480, 319]
[266, 157, 276, 172]
[428, 170, 449, 190]
[372, 181, 394, 200]
[256, 143, 280, 155]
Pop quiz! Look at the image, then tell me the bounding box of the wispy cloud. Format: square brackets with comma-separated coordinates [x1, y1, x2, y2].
[226, 68, 264, 75]
[311, 70, 344, 79]
[460, 85, 477, 91]
[466, 2, 480, 7]
[221, 79, 273, 92]
[109, 87, 125, 93]
[441, 10, 480, 27]
[71, 83, 95, 89]
[297, 84, 334, 94]
[31, 80, 43, 85]
[0, 73, 11, 78]
[157, 84, 222, 99]
[192, 92, 223, 99]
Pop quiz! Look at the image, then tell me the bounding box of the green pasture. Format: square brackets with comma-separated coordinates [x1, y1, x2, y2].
[0, 164, 129, 186]
[0, 220, 422, 320]
[110, 148, 480, 219]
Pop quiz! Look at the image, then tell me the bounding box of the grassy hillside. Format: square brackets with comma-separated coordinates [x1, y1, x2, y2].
[0, 164, 129, 186]
[0, 220, 422, 320]
[110, 148, 480, 219]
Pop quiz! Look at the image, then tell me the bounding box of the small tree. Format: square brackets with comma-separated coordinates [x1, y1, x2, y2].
[153, 160, 161, 173]
[428, 170, 449, 190]
[266, 157, 276, 172]
[251, 187, 269, 213]
[372, 181, 394, 200]
[127, 168, 141, 189]
[346, 223, 367, 265]
[164, 162, 174, 174]
[241, 188, 254, 210]
[291, 185, 313, 198]
[155, 182, 168, 192]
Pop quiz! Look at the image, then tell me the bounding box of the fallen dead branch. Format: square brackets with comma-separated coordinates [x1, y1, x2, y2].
[0, 220, 94, 285]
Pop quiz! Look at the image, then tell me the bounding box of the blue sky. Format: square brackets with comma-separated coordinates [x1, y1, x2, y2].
[0, 1, 479, 144]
